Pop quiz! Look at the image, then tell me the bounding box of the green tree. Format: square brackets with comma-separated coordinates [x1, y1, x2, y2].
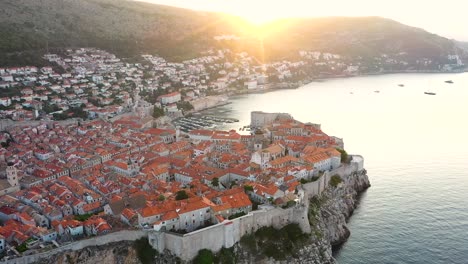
[336, 148, 348, 163]
[53, 112, 67, 120]
[143, 72, 152, 79]
[158, 194, 165, 201]
[112, 98, 123, 105]
[244, 185, 253, 192]
[211, 177, 219, 187]
[42, 103, 61, 114]
[152, 106, 165, 118]
[175, 190, 188, 200]
[176, 101, 194, 112]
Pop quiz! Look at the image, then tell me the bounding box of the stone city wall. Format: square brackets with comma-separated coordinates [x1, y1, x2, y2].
[149, 203, 311, 261]
[0, 230, 147, 264]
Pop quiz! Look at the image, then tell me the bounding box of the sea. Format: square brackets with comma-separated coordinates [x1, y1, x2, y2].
[201, 73, 468, 264]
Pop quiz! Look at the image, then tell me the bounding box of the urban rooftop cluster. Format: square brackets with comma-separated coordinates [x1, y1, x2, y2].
[0, 47, 308, 123]
[0, 111, 345, 259]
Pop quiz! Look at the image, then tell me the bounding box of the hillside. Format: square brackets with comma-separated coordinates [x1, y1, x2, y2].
[0, 0, 466, 66]
[256, 17, 463, 60]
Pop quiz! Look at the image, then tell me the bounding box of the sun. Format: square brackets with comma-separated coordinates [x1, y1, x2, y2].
[235, 10, 281, 25]
[228, 1, 285, 25]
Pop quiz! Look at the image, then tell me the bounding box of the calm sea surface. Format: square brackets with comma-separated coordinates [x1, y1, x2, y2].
[201, 73, 468, 264]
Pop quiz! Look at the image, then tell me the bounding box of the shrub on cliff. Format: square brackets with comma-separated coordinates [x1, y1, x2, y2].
[263, 243, 285, 260]
[193, 249, 214, 264]
[240, 234, 257, 252]
[134, 238, 157, 264]
[239, 224, 309, 260]
[282, 223, 308, 243]
[214, 247, 236, 264]
[330, 175, 343, 187]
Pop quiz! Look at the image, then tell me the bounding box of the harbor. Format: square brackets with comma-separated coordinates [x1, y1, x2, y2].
[172, 115, 239, 132]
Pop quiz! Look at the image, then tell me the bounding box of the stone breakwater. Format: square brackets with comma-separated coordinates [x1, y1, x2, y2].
[3, 161, 369, 264]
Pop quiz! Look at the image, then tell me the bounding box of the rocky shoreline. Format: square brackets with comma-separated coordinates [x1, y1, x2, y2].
[28, 169, 370, 264]
[231, 169, 370, 264]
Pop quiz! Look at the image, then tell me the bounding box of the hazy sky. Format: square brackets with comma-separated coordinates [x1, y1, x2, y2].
[143, 0, 468, 41]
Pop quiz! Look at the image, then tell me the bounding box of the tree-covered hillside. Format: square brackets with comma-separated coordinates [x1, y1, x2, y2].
[0, 0, 466, 66]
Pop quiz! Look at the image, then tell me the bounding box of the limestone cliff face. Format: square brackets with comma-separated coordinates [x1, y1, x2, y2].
[320, 170, 370, 248]
[229, 170, 370, 264]
[232, 233, 335, 264]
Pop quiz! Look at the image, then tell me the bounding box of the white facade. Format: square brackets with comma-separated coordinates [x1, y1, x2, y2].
[1, 75, 13, 82]
[68, 225, 84, 236]
[313, 157, 340, 172]
[6, 164, 19, 188]
[188, 133, 212, 142]
[34, 151, 54, 161]
[178, 206, 211, 232]
[0, 98, 11, 106]
[245, 80, 258, 90]
[160, 92, 181, 105]
[40, 230, 58, 242]
[174, 171, 193, 185]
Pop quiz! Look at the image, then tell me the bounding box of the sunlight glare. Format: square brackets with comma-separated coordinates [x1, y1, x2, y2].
[228, 1, 286, 25]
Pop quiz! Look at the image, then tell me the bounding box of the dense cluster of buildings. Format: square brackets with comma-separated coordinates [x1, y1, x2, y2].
[0, 49, 136, 121]
[0, 112, 345, 259]
[0, 47, 310, 124]
[1, 45, 465, 123]
[298, 50, 465, 75]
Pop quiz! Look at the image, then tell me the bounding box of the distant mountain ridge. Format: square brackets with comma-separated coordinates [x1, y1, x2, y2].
[0, 0, 466, 67]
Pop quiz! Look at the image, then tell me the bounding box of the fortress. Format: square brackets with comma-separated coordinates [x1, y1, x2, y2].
[148, 157, 364, 261]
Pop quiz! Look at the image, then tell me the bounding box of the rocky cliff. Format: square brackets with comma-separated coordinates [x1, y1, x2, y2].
[232, 170, 370, 264]
[32, 171, 369, 264]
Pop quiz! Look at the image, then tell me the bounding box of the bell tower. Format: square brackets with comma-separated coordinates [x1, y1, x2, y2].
[6, 162, 18, 187]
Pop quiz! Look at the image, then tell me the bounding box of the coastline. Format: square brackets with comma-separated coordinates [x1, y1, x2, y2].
[2, 69, 466, 126]
[228, 69, 467, 97]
